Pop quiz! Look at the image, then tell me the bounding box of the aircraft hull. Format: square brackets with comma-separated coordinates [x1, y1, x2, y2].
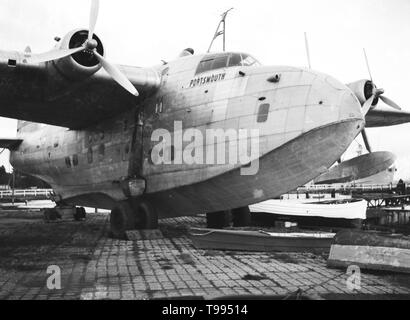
[61, 118, 363, 216]
[7, 60, 365, 219]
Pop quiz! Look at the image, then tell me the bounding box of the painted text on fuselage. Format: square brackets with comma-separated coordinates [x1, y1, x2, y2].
[189, 73, 226, 88]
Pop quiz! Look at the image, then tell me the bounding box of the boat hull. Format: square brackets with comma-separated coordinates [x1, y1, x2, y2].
[190, 228, 335, 253]
[250, 199, 367, 219]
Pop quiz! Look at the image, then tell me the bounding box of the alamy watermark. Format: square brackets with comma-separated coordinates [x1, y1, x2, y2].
[346, 265, 361, 292]
[46, 265, 61, 290]
[150, 121, 260, 176]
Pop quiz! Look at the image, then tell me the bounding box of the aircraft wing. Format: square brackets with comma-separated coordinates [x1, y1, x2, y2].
[0, 138, 23, 150]
[0, 57, 160, 129]
[366, 107, 410, 127]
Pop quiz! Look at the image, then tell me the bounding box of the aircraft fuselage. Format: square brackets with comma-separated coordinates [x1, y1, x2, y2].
[2, 51, 365, 217]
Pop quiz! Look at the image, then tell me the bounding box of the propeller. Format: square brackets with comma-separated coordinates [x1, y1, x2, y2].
[361, 48, 400, 115]
[361, 86, 385, 116]
[359, 49, 403, 153]
[88, 0, 100, 42]
[361, 128, 372, 153]
[29, 0, 138, 96]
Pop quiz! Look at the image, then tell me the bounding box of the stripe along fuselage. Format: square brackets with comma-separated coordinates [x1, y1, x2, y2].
[8, 51, 365, 232]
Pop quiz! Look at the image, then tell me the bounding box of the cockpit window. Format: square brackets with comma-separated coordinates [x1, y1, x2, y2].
[241, 54, 260, 66]
[227, 53, 242, 67]
[212, 54, 229, 70]
[195, 53, 261, 74]
[196, 57, 215, 74]
[196, 54, 229, 74]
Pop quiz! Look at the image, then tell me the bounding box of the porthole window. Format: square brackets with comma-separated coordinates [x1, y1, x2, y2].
[98, 144, 105, 160]
[148, 148, 154, 164]
[122, 144, 129, 161]
[72, 154, 79, 166]
[65, 157, 71, 168]
[257, 103, 270, 123]
[87, 147, 93, 164]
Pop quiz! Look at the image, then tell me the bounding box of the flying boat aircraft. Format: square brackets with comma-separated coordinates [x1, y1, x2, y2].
[0, 1, 407, 238]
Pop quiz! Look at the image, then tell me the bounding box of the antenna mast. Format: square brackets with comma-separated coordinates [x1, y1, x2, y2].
[207, 8, 234, 53]
[304, 32, 312, 69]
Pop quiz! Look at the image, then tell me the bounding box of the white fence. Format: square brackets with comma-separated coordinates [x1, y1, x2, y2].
[0, 189, 54, 199]
[298, 184, 395, 192]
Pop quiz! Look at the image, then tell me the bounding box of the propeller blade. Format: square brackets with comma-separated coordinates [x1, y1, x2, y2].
[363, 48, 373, 82]
[94, 52, 139, 96]
[361, 129, 372, 153]
[88, 0, 100, 41]
[362, 95, 375, 116]
[380, 95, 402, 110]
[29, 46, 84, 63]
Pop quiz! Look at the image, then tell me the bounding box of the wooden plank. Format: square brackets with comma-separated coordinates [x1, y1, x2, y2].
[327, 244, 410, 274]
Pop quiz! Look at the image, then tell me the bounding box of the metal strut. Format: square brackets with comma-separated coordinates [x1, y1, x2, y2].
[207, 8, 234, 53]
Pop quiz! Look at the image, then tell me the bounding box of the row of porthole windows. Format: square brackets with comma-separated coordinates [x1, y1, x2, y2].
[64, 144, 129, 167]
[64, 144, 107, 168]
[84, 143, 130, 165]
[63, 102, 269, 169]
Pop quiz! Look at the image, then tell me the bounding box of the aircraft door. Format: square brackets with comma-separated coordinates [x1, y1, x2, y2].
[128, 108, 145, 178]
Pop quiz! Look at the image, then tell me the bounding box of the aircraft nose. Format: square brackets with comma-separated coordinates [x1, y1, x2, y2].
[303, 72, 365, 133]
[338, 88, 365, 124]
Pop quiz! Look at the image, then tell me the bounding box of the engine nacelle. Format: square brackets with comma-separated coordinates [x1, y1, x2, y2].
[52, 29, 105, 80]
[346, 79, 378, 106]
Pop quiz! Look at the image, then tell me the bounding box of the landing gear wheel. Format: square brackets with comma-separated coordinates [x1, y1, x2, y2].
[74, 207, 86, 221]
[110, 201, 136, 239]
[136, 201, 158, 230]
[232, 207, 251, 227]
[206, 210, 231, 229]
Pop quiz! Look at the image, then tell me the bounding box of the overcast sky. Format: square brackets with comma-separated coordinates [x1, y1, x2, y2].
[0, 0, 409, 178]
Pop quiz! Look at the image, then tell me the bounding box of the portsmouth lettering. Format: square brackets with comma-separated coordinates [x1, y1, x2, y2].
[189, 73, 226, 88]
